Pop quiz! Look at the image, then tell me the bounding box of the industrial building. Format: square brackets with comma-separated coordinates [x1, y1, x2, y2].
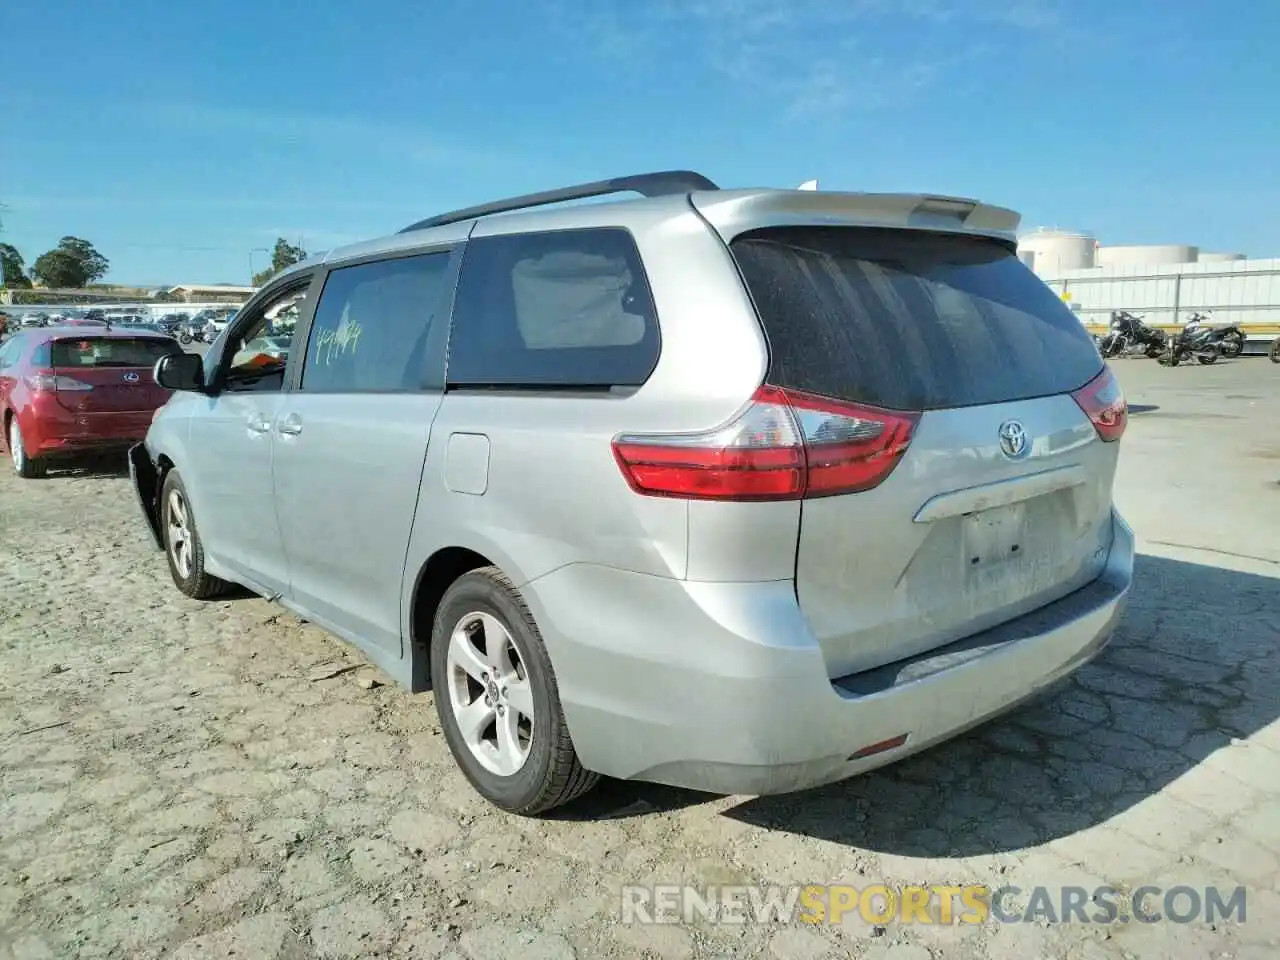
[1017, 229, 1280, 348]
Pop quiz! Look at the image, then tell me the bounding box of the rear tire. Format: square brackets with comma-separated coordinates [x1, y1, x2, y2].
[159, 470, 230, 599]
[1222, 335, 1244, 358]
[431, 566, 598, 815]
[7, 416, 47, 479]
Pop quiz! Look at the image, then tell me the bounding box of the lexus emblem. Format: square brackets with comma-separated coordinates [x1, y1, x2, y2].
[122, 372, 140, 383]
[998, 420, 1029, 459]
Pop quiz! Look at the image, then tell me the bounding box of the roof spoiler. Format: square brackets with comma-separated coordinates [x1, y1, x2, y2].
[690, 190, 1022, 242]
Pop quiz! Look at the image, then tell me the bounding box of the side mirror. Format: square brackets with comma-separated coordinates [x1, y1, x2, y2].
[154, 352, 205, 392]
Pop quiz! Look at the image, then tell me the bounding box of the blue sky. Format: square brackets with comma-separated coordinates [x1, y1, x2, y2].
[1, 0, 1275, 285]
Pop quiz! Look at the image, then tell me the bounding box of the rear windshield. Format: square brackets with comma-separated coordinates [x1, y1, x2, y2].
[730, 227, 1103, 411]
[50, 337, 181, 368]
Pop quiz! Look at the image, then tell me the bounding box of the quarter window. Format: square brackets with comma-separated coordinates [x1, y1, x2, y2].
[300, 252, 454, 392]
[447, 228, 660, 388]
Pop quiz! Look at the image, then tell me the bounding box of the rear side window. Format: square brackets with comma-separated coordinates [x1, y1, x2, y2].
[731, 227, 1103, 411]
[300, 251, 453, 392]
[447, 228, 660, 388]
[49, 337, 181, 367]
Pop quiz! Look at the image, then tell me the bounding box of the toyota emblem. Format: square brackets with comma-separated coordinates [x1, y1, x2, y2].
[998, 420, 1029, 459]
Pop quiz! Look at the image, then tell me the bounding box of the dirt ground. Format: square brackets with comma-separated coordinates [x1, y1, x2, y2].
[2, 357, 1278, 959]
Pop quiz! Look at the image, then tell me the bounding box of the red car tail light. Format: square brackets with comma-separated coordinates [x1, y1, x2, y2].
[24, 371, 93, 393]
[1071, 366, 1127, 442]
[612, 385, 919, 501]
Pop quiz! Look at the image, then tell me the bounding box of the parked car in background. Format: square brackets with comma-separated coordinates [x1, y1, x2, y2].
[176, 318, 207, 341]
[1, 326, 182, 478]
[239, 334, 291, 364]
[116, 321, 164, 335]
[130, 170, 1134, 815]
[204, 313, 235, 341]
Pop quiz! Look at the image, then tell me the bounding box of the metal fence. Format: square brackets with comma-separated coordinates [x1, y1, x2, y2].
[1, 300, 249, 320]
[1039, 259, 1280, 338]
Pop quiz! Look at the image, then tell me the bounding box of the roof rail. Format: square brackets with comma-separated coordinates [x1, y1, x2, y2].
[398, 169, 719, 233]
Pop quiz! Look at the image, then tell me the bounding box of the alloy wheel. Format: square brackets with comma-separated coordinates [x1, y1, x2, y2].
[166, 489, 193, 579]
[9, 419, 23, 472]
[446, 611, 535, 777]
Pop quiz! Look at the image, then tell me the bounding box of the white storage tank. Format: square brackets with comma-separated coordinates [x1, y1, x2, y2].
[1197, 252, 1245, 263]
[1016, 229, 1096, 273]
[1096, 244, 1198, 267]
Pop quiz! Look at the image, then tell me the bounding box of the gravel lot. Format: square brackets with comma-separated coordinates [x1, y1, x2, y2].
[1, 357, 1278, 959]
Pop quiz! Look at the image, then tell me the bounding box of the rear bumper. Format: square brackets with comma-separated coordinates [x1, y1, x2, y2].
[529, 510, 1134, 796]
[27, 404, 154, 457]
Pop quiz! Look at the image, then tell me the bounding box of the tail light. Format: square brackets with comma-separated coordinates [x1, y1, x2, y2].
[612, 385, 919, 501]
[24, 371, 92, 393]
[1071, 366, 1126, 442]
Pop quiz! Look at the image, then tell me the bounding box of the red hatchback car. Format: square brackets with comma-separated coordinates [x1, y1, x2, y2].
[0, 326, 182, 478]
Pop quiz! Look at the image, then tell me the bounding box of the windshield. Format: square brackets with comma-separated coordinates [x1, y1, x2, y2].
[50, 336, 182, 367]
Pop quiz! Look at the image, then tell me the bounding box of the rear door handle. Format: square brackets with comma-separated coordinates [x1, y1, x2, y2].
[246, 414, 272, 434]
[277, 413, 303, 436]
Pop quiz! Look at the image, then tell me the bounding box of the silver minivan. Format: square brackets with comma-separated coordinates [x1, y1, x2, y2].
[130, 171, 1133, 814]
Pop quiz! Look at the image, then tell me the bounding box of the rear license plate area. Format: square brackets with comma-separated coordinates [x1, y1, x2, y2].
[963, 502, 1027, 575]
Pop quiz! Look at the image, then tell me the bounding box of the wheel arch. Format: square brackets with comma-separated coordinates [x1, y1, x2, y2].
[406, 546, 496, 692]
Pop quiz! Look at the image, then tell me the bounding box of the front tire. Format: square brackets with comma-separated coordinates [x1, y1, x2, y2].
[1222, 334, 1244, 358]
[431, 566, 598, 815]
[8, 416, 47, 479]
[1269, 337, 1280, 363]
[1196, 351, 1218, 365]
[160, 470, 230, 599]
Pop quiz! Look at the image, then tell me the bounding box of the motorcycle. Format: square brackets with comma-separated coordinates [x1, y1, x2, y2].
[1178, 313, 1245, 358]
[178, 330, 193, 345]
[1215, 322, 1247, 358]
[1097, 311, 1166, 359]
[1160, 314, 1224, 366]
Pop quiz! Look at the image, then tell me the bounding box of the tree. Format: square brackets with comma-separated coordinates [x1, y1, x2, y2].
[31, 236, 110, 288]
[0, 243, 32, 289]
[252, 237, 307, 286]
